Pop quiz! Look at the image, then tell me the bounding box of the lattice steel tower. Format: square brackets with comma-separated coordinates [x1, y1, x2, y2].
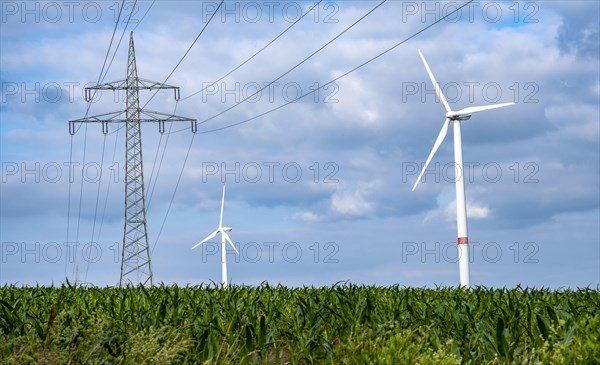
[70, 32, 197, 286]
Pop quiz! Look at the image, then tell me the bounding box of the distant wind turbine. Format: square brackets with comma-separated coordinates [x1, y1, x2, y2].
[412, 49, 514, 288]
[192, 186, 239, 288]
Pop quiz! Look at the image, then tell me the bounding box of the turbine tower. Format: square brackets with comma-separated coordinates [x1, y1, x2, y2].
[192, 186, 239, 288]
[69, 32, 198, 286]
[412, 49, 514, 289]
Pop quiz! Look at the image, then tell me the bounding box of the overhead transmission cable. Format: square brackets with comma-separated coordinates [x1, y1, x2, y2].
[196, 0, 387, 127]
[131, 0, 225, 253]
[145, 0, 226, 208]
[141, 0, 225, 110]
[79, 0, 141, 283]
[180, 0, 324, 102]
[132, 0, 156, 31]
[66, 0, 126, 281]
[94, 127, 121, 244]
[101, 1, 139, 87]
[150, 131, 196, 256]
[149, 1, 388, 255]
[71, 1, 127, 135]
[146, 102, 179, 211]
[146, 0, 322, 211]
[197, 0, 476, 134]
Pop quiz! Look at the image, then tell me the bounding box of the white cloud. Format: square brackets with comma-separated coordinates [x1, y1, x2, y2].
[544, 103, 600, 142]
[329, 181, 379, 217]
[425, 198, 491, 224]
[296, 211, 321, 222]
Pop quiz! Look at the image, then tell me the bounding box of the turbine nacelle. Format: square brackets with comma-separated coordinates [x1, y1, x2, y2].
[446, 111, 472, 121]
[221, 227, 232, 232]
[447, 103, 515, 121]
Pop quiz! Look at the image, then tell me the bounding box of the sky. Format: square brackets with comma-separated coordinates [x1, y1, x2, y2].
[1, 0, 598, 288]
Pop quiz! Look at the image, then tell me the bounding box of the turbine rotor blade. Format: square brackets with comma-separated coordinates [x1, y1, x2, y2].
[412, 118, 451, 191]
[453, 102, 515, 117]
[192, 229, 219, 249]
[222, 232, 239, 255]
[219, 185, 225, 228]
[418, 49, 451, 112]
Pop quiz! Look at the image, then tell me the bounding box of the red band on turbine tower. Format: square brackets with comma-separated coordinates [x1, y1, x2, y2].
[458, 237, 468, 245]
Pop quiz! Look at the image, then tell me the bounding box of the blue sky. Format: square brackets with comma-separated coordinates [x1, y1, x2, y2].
[1, 0, 598, 288]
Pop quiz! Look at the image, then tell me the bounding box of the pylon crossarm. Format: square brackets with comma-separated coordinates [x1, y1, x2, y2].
[86, 79, 127, 90]
[139, 109, 196, 122]
[69, 109, 196, 135]
[70, 110, 194, 124]
[84, 81, 126, 101]
[69, 110, 127, 135]
[137, 78, 179, 91]
[85, 78, 181, 101]
[69, 110, 127, 124]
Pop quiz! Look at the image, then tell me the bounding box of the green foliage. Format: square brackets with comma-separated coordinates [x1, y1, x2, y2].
[0, 284, 598, 364]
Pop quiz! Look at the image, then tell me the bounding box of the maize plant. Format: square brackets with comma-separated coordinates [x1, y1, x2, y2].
[1, 283, 599, 364]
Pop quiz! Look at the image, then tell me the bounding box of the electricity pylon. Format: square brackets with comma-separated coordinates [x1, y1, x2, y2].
[69, 32, 197, 286]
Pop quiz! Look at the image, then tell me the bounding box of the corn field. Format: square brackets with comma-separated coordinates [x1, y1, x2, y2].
[1, 284, 599, 364]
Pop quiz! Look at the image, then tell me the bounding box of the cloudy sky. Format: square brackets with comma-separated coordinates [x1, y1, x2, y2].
[1, 0, 598, 288]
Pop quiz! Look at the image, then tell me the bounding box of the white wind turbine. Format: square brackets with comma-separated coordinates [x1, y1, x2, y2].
[192, 186, 239, 288]
[412, 49, 514, 288]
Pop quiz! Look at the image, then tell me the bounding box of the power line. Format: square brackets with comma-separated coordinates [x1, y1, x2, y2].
[126, 0, 318, 215]
[71, 0, 142, 136]
[151, 132, 196, 256]
[145, 126, 167, 211]
[68, 0, 127, 265]
[72, 122, 88, 279]
[83, 2, 141, 284]
[141, 0, 226, 109]
[146, 103, 179, 212]
[70, 32, 197, 286]
[64, 135, 74, 280]
[74, 1, 224, 284]
[146, 1, 386, 255]
[196, 0, 387, 127]
[196, 0, 476, 134]
[84, 134, 107, 283]
[132, 0, 156, 32]
[69, 0, 476, 283]
[180, 0, 324, 102]
[95, 127, 121, 246]
[143, 0, 226, 201]
[71, 0, 127, 135]
[69, 0, 141, 282]
[101, 0, 139, 86]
